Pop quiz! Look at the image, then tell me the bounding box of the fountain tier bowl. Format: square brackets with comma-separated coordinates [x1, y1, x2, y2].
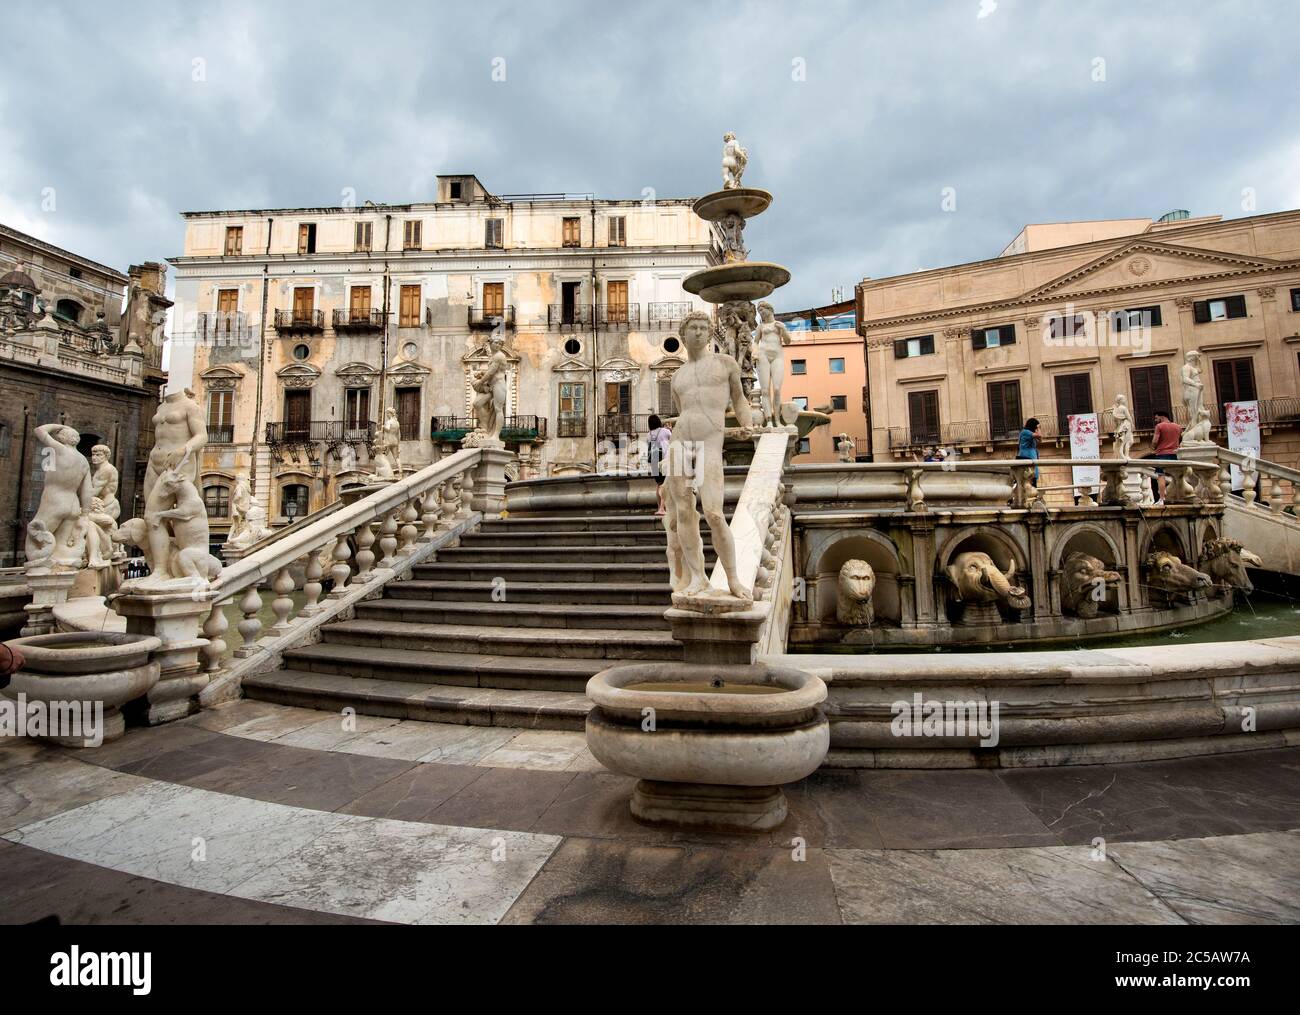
[585, 661, 829, 831]
[683, 262, 791, 304]
[692, 187, 773, 222]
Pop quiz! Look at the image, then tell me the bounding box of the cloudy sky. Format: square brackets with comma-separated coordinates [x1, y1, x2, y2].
[1, 0, 1296, 310]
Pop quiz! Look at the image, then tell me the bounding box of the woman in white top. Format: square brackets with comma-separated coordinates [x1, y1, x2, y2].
[647, 414, 672, 516]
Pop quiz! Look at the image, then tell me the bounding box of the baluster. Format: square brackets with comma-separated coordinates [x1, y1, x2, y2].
[456, 472, 473, 517]
[234, 585, 264, 657]
[420, 490, 441, 541]
[399, 501, 420, 553]
[267, 565, 296, 637]
[1219, 462, 1232, 503]
[329, 530, 353, 597]
[300, 547, 325, 615]
[1291, 479, 1300, 515]
[378, 509, 400, 568]
[201, 599, 229, 673]
[1269, 476, 1284, 514]
[1243, 465, 1258, 506]
[354, 520, 377, 578]
[440, 477, 460, 523]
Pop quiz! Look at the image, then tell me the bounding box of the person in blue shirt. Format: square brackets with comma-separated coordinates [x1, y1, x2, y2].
[1016, 417, 1041, 483]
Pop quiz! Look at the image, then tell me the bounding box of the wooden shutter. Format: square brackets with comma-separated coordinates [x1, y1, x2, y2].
[920, 335, 935, 354]
[217, 289, 238, 315]
[987, 380, 1021, 440]
[399, 285, 420, 327]
[292, 287, 313, 319]
[396, 388, 420, 440]
[894, 339, 907, 358]
[605, 382, 630, 414]
[1192, 300, 1211, 324]
[907, 390, 939, 442]
[486, 219, 502, 247]
[354, 222, 372, 251]
[563, 218, 580, 246]
[225, 227, 242, 256]
[207, 390, 232, 427]
[298, 224, 314, 255]
[609, 217, 626, 246]
[483, 283, 504, 315]
[999, 324, 1016, 345]
[1225, 294, 1247, 319]
[284, 390, 311, 439]
[1129, 365, 1171, 426]
[657, 375, 678, 414]
[1213, 357, 1256, 414]
[350, 286, 371, 314]
[1054, 372, 1093, 433]
[345, 388, 370, 429]
[971, 328, 987, 351]
[607, 281, 628, 322]
[403, 220, 421, 249]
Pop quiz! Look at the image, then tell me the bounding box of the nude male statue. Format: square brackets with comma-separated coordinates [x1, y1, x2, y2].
[25, 424, 93, 569]
[662, 311, 754, 605]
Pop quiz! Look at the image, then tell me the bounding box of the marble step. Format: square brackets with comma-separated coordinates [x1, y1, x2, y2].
[242, 667, 592, 730]
[460, 529, 675, 547]
[321, 617, 684, 660]
[385, 579, 675, 606]
[481, 514, 674, 533]
[410, 561, 680, 583]
[281, 641, 608, 691]
[434, 544, 681, 564]
[358, 598, 670, 630]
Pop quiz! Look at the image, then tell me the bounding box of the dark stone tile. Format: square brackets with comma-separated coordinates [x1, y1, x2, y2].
[532, 772, 678, 843]
[860, 769, 1061, 849]
[66, 723, 215, 770]
[115, 732, 283, 783]
[184, 747, 416, 812]
[0, 840, 385, 925]
[998, 748, 1300, 844]
[780, 770, 885, 849]
[427, 767, 577, 831]
[501, 837, 842, 925]
[339, 763, 486, 823]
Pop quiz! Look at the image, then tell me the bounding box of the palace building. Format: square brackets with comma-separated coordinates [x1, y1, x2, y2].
[169, 175, 717, 537]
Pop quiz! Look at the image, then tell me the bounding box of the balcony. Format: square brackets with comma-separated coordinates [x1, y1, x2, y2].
[598, 413, 653, 438]
[648, 302, 693, 330]
[332, 309, 385, 332]
[273, 309, 324, 333]
[430, 416, 476, 441]
[887, 420, 994, 450]
[547, 303, 594, 330]
[207, 424, 234, 444]
[197, 312, 255, 346]
[468, 305, 516, 330]
[557, 414, 587, 438]
[266, 420, 375, 447]
[502, 415, 547, 442]
[596, 303, 639, 330]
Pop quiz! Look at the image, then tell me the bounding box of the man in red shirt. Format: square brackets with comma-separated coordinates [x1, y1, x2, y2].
[1149, 409, 1183, 504]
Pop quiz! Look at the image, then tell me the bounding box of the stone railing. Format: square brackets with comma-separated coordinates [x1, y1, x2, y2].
[193, 446, 510, 705]
[1184, 445, 1300, 513]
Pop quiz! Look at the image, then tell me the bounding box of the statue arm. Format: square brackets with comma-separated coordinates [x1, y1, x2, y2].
[77, 465, 94, 511]
[728, 361, 753, 428]
[778, 322, 792, 346]
[33, 423, 59, 447]
[184, 399, 207, 455]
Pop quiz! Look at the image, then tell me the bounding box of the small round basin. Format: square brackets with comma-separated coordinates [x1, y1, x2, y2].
[6, 632, 161, 675]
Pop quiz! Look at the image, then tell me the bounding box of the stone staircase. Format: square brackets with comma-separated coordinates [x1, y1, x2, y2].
[243, 512, 712, 730]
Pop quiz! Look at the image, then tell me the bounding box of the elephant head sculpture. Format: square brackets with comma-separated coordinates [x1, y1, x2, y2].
[836, 559, 876, 626]
[1199, 538, 1263, 595]
[946, 551, 1031, 612]
[1144, 549, 1213, 603]
[1060, 551, 1122, 618]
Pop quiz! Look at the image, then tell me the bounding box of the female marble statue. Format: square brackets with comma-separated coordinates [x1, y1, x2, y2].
[25, 424, 93, 571]
[1108, 394, 1134, 460]
[226, 472, 252, 543]
[721, 132, 748, 190]
[373, 407, 403, 479]
[755, 302, 791, 427]
[1181, 350, 1204, 427]
[86, 444, 121, 567]
[470, 334, 510, 443]
[136, 389, 207, 584]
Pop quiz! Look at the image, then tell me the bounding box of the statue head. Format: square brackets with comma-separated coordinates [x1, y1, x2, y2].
[1186, 349, 1201, 364]
[678, 311, 713, 356]
[90, 444, 110, 465]
[723, 132, 736, 142]
[1116, 394, 1127, 406]
[54, 426, 79, 447]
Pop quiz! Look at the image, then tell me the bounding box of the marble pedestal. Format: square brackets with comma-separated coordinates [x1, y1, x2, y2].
[110, 586, 212, 725]
[21, 571, 79, 636]
[470, 446, 513, 516]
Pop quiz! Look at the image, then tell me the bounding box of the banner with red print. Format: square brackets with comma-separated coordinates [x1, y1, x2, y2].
[1069, 412, 1100, 495]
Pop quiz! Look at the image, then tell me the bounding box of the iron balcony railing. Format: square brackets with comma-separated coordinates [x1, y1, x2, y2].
[273, 309, 324, 331]
[266, 420, 375, 445]
[430, 416, 476, 440]
[557, 414, 587, 438]
[598, 413, 653, 438]
[332, 309, 385, 331]
[207, 424, 234, 444]
[468, 305, 515, 329]
[596, 303, 639, 329]
[197, 312, 255, 344]
[502, 415, 547, 441]
[648, 301, 693, 329]
[547, 303, 594, 330]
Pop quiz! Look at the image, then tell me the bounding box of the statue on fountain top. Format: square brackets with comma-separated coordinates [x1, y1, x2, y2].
[721, 132, 748, 190]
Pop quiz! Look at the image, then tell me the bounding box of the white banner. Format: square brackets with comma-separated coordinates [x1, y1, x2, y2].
[1225, 400, 1260, 490]
[1069, 413, 1101, 494]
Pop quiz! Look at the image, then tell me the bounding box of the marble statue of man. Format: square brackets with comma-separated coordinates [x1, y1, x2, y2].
[470, 334, 510, 444]
[1181, 350, 1204, 427]
[226, 472, 252, 543]
[755, 302, 791, 427]
[662, 311, 754, 606]
[86, 444, 121, 567]
[25, 424, 93, 571]
[1108, 394, 1134, 460]
[721, 132, 748, 190]
[380, 406, 403, 475]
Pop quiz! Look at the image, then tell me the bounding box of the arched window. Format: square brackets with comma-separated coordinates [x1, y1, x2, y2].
[54, 299, 84, 325]
[281, 483, 309, 519]
[203, 485, 230, 518]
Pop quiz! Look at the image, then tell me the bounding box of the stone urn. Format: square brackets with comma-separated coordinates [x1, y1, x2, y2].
[3, 632, 161, 747]
[585, 661, 829, 832]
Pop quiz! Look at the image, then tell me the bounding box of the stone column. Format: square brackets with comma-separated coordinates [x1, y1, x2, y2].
[1025, 513, 1050, 620]
[908, 520, 941, 627]
[470, 447, 514, 515]
[20, 571, 79, 636]
[111, 587, 211, 725]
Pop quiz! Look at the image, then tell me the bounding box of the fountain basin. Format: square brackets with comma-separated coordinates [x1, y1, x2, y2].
[692, 187, 773, 222]
[683, 262, 791, 303]
[585, 661, 829, 831]
[3, 632, 161, 747]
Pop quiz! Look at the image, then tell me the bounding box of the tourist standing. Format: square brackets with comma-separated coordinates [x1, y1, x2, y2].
[647, 414, 672, 516]
[1016, 417, 1041, 483]
[1147, 409, 1183, 504]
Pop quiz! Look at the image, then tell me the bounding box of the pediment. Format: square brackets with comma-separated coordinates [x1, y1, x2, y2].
[200, 364, 246, 389]
[650, 354, 684, 371]
[389, 359, 431, 379]
[463, 341, 520, 365]
[335, 361, 379, 381]
[550, 356, 588, 373]
[1026, 241, 1284, 301]
[275, 362, 321, 388]
[597, 356, 639, 372]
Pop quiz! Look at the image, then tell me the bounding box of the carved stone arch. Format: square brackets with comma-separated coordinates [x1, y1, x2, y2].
[933, 523, 1029, 575]
[1140, 522, 1188, 562]
[804, 527, 905, 579]
[276, 362, 321, 389]
[803, 528, 908, 626]
[335, 361, 380, 388]
[1047, 520, 1123, 570]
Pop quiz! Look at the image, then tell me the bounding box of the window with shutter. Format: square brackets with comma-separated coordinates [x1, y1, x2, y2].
[1196, 295, 1247, 322]
[203, 486, 230, 519]
[344, 388, 371, 431]
[1291, 288, 1300, 312]
[657, 375, 678, 415]
[349, 286, 371, 316]
[206, 390, 233, 428]
[907, 389, 940, 443]
[562, 217, 581, 247]
[895, 335, 935, 358]
[298, 223, 316, 255]
[987, 380, 1022, 441]
[485, 219, 503, 248]
[396, 388, 420, 440]
[1053, 372, 1094, 433]
[1129, 365, 1171, 428]
[973, 324, 1015, 349]
[607, 280, 629, 323]
[608, 216, 626, 247]
[224, 227, 243, 256]
[354, 222, 372, 252]
[1213, 357, 1256, 418]
[402, 220, 422, 250]
[483, 283, 505, 316]
[292, 287, 314, 323]
[399, 285, 421, 328]
[284, 390, 311, 440]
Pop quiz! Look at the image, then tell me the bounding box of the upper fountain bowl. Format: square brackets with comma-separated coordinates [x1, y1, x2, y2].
[693, 187, 773, 223]
[683, 261, 791, 304]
